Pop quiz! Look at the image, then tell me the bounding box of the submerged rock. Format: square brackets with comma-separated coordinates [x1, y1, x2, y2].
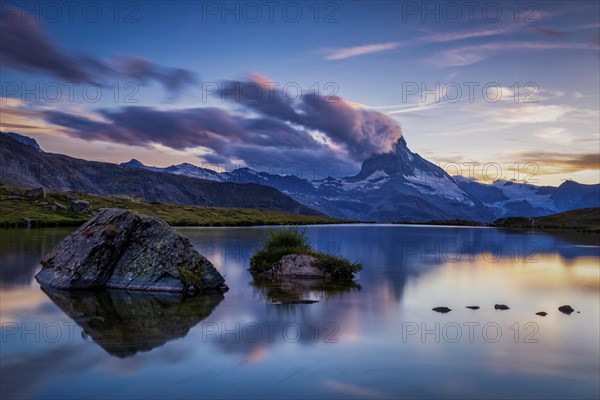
[558, 305, 575, 315]
[494, 304, 510, 310]
[432, 306, 452, 313]
[536, 311, 548, 316]
[35, 208, 228, 293]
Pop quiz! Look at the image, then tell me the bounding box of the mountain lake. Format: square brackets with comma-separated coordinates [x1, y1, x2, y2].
[1, 224, 598, 399]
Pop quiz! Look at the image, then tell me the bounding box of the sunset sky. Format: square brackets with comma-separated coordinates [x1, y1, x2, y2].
[1, 0, 599, 185]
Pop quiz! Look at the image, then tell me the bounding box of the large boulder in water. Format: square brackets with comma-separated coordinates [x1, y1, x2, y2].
[35, 208, 228, 293]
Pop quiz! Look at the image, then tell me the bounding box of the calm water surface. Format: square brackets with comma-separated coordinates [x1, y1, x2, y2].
[1, 225, 599, 399]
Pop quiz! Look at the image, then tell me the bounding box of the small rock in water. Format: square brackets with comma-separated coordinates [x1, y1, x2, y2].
[494, 304, 510, 310]
[432, 307, 452, 313]
[466, 306, 480, 310]
[558, 305, 575, 315]
[536, 311, 548, 316]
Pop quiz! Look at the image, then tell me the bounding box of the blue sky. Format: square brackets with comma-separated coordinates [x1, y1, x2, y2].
[1, 0, 599, 185]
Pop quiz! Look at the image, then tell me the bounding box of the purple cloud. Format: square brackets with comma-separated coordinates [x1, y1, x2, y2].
[216, 76, 403, 160]
[0, 7, 196, 94]
[0, 7, 88, 81]
[43, 105, 357, 175]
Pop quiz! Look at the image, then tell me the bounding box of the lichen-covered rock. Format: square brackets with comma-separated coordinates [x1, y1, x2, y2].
[262, 254, 330, 278]
[35, 208, 228, 293]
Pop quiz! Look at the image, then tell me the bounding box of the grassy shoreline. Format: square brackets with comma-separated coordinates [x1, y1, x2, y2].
[397, 208, 600, 233]
[0, 185, 354, 228]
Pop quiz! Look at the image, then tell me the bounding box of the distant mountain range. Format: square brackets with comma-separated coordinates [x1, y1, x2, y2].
[0, 132, 319, 216]
[3, 131, 598, 221]
[122, 137, 599, 222]
[455, 176, 599, 218]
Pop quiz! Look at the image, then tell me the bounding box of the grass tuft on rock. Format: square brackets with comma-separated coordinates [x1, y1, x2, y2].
[264, 228, 311, 250]
[176, 266, 203, 291]
[250, 228, 361, 281]
[313, 253, 362, 282]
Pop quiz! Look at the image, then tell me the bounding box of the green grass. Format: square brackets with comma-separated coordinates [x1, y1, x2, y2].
[398, 208, 600, 233]
[492, 207, 600, 233]
[249, 228, 362, 281]
[0, 185, 354, 228]
[264, 228, 312, 249]
[176, 266, 204, 292]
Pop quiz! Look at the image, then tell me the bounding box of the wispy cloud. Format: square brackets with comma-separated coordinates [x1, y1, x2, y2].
[324, 42, 400, 60]
[531, 127, 573, 145]
[508, 151, 600, 175]
[488, 104, 575, 124]
[322, 25, 518, 60]
[429, 41, 599, 67]
[416, 27, 515, 44]
[535, 28, 568, 38]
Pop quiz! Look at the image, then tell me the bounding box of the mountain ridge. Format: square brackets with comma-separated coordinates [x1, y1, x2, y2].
[119, 135, 493, 222]
[0, 133, 320, 216]
[4, 131, 598, 222]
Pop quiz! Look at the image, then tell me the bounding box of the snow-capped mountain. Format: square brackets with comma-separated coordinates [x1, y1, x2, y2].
[120, 136, 599, 222]
[121, 137, 493, 222]
[455, 177, 600, 219]
[6, 130, 598, 222]
[121, 159, 224, 181]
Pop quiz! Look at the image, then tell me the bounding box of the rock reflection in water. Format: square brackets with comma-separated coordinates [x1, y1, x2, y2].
[41, 287, 224, 357]
[250, 275, 360, 304]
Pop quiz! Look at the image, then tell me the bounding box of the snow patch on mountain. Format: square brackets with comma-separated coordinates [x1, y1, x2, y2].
[491, 180, 556, 210]
[166, 163, 223, 181]
[340, 170, 390, 191]
[406, 169, 472, 203]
